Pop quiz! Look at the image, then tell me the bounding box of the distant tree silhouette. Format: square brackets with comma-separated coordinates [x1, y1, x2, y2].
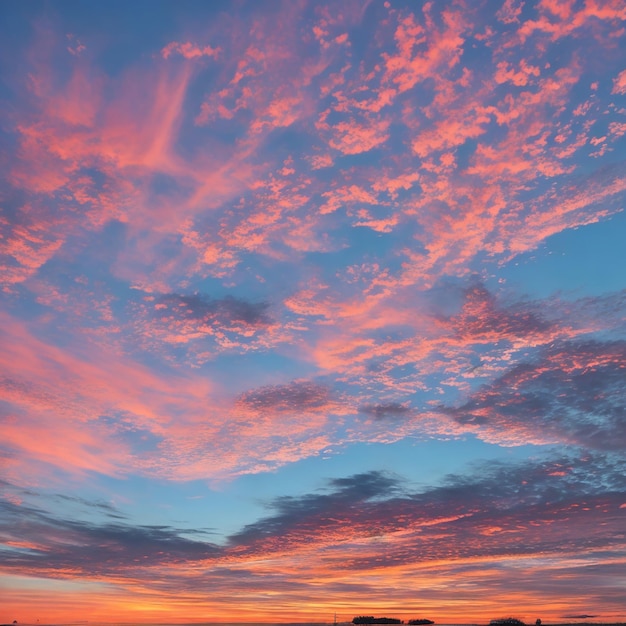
[352, 617, 402, 624]
[489, 618, 525, 626]
[535, 619, 541, 625]
[408, 620, 434, 625]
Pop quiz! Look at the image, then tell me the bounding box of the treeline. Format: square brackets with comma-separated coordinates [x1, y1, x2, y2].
[352, 618, 434, 625]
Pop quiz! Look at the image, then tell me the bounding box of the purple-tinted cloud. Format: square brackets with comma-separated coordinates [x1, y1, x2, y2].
[359, 402, 412, 420]
[443, 339, 626, 449]
[1, 451, 625, 620]
[236, 380, 333, 413]
[6, 452, 622, 575]
[0, 497, 220, 576]
[156, 293, 270, 327]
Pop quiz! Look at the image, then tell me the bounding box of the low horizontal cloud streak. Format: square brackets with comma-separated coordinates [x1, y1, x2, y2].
[0, 499, 219, 575]
[3, 454, 624, 578]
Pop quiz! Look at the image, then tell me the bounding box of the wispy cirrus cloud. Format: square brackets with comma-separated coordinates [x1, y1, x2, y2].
[0, 311, 216, 482]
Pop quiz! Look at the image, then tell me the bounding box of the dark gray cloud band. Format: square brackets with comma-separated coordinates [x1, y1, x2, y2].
[2, 453, 624, 581]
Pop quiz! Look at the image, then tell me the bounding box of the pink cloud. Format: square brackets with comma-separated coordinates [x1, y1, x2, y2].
[612, 68, 626, 94]
[6, 42, 276, 293]
[494, 59, 541, 86]
[354, 215, 398, 233]
[161, 41, 220, 60]
[249, 93, 306, 134]
[320, 184, 379, 215]
[192, 11, 334, 135]
[327, 117, 390, 154]
[517, 0, 626, 43]
[0, 311, 220, 482]
[0, 208, 65, 288]
[539, 0, 577, 19]
[411, 104, 492, 158]
[372, 171, 420, 199]
[497, 0, 524, 24]
[7, 0, 623, 309]
[10, 60, 194, 195]
[382, 6, 467, 93]
[499, 171, 626, 257]
[309, 153, 334, 169]
[583, 0, 626, 20]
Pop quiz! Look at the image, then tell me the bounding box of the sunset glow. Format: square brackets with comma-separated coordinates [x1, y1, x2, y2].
[1, 0, 625, 623]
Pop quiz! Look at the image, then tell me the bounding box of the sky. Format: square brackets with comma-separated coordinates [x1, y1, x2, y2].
[0, 0, 625, 623]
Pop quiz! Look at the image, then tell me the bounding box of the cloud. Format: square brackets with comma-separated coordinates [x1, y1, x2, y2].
[327, 117, 391, 155]
[227, 452, 626, 566]
[516, 0, 626, 42]
[442, 339, 626, 450]
[6, 0, 624, 308]
[156, 293, 270, 327]
[228, 471, 402, 547]
[442, 280, 556, 343]
[45, 494, 128, 521]
[303, 281, 625, 412]
[236, 380, 333, 414]
[2, 2, 626, 620]
[0, 311, 217, 482]
[161, 41, 220, 60]
[382, 7, 467, 94]
[360, 402, 411, 420]
[0, 498, 219, 576]
[2, 455, 625, 619]
[133, 292, 275, 358]
[612, 69, 626, 95]
[0, 202, 67, 287]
